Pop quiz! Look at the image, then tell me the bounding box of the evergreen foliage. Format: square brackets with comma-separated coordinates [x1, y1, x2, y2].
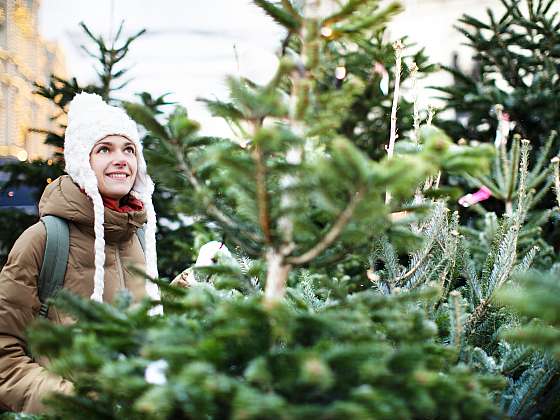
[3, 1, 560, 418]
[24, 286, 503, 420]
[460, 128, 558, 267]
[436, 0, 560, 151]
[127, 92, 209, 279]
[435, 0, 560, 251]
[499, 266, 560, 360]
[125, 0, 490, 305]
[322, 33, 436, 160]
[369, 120, 560, 417]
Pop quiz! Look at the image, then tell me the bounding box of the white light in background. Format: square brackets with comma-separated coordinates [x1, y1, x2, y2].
[16, 150, 28, 161]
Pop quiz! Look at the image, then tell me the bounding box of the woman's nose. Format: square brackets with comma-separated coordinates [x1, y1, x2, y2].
[111, 150, 130, 165]
[112, 157, 128, 167]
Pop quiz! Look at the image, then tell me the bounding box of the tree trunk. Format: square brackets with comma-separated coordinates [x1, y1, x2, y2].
[264, 248, 292, 304]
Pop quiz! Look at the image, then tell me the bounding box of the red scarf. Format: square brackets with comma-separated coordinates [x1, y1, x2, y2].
[102, 195, 144, 213]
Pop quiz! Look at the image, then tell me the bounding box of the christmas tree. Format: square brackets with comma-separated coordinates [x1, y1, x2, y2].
[16, 1, 508, 419]
[435, 0, 560, 251]
[427, 3, 560, 413]
[436, 0, 560, 151]
[315, 21, 436, 160]
[370, 120, 560, 417]
[6, 0, 560, 418]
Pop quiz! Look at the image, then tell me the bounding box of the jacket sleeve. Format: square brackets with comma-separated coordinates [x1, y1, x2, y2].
[0, 222, 73, 413]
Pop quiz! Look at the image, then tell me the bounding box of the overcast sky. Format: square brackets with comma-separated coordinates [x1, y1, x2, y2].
[38, 0, 286, 136]
[37, 1, 505, 137]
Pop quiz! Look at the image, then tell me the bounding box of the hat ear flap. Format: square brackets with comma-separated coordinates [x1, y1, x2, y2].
[143, 192, 162, 316]
[83, 176, 106, 302]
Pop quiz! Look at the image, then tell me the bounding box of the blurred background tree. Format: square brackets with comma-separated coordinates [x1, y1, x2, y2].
[435, 0, 560, 251]
[436, 0, 560, 150]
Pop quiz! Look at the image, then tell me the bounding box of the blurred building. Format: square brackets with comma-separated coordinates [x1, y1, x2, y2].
[0, 0, 67, 161]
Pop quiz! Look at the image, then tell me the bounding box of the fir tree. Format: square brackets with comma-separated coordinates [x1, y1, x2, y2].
[125, 0, 489, 304]
[421, 4, 560, 412]
[317, 27, 436, 160]
[26, 285, 504, 419]
[369, 116, 560, 417]
[18, 1, 506, 419]
[436, 0, 560, 151]
[435, 0, 560, 250]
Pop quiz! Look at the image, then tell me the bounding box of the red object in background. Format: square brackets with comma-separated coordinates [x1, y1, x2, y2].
[458, 186, 492, 207]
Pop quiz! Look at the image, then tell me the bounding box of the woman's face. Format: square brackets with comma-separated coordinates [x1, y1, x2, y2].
[89, 135, 138, 200]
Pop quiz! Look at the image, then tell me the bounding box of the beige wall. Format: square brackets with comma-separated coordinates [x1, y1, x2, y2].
[0, 0, 67, 161]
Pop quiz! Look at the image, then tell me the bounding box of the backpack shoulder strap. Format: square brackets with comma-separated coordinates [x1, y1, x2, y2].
[38, 215, 70, 318]
[136, 224, 146, 254]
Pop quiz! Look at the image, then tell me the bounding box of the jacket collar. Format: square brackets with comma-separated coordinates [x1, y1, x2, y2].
[39, 175, 147, 243]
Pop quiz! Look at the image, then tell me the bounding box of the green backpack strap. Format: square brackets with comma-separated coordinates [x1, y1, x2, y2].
[136, 224, 146, 254]
[37, 219, 144, 319]
[38, 215, 70, 318]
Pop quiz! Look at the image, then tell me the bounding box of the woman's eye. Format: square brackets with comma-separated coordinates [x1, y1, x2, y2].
[97, 146, 109, 153]
[125, 147, 135, 154]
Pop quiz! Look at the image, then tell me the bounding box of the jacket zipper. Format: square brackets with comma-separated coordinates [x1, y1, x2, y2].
[115, 247, 125, 290]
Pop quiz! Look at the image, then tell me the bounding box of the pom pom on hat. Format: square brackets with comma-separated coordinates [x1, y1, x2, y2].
[64, 92, 161, 313]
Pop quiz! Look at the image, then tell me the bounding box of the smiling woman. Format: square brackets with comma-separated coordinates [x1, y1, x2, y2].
[0, 92, 161, 414]
[90, 135, 138, 201]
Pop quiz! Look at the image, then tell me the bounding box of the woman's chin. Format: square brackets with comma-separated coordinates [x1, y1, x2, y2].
[100, 185, 132, 200]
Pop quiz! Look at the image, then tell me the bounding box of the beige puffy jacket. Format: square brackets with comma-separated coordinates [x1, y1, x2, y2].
[0, 175, 149, 413]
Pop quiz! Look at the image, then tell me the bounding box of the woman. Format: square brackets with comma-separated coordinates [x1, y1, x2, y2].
[0, 93, 161, 413]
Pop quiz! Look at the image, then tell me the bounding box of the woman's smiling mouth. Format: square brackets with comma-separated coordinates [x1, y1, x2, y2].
[106, 172, 129, 180]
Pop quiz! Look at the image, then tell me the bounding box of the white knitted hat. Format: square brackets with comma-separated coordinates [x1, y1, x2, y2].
[64, 92, 161, 310]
